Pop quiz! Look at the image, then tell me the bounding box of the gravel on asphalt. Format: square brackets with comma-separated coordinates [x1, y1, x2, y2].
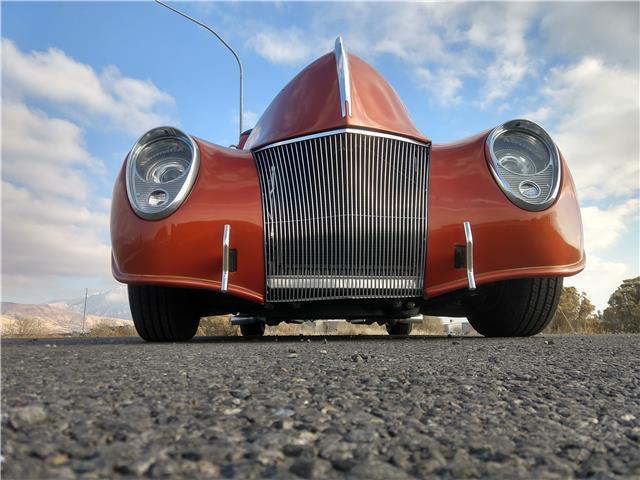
[2, 334, 639, 479]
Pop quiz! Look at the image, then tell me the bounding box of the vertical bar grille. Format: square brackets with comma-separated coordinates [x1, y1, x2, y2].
[254, 130, 429, 302]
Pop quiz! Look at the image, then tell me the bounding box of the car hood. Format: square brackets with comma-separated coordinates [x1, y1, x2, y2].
[244, 46, 429, 150]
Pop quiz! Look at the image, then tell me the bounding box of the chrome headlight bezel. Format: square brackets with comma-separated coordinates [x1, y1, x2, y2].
[486, 119, 561, 212]
[125, 126, 200, 220]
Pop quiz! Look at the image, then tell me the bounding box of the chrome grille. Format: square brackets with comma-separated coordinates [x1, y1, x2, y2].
[254, 129, 430, 302]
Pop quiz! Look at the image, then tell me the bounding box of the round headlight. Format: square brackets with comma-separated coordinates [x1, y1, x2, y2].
[126, 126, 199, 220]
[486, 119, 561, 211]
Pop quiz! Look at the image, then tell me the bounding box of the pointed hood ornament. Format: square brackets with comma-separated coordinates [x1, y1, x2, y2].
[334, 36, 352, 117]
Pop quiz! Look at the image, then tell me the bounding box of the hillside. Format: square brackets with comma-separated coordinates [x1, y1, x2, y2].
[47, 285, 131, 320]
[1, 302, 131, 336]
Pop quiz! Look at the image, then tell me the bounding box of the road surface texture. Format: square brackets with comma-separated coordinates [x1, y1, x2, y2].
[2, 334, 639, 479]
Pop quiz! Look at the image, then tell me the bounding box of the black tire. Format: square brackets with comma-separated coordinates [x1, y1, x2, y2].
[386, 323, 413, 336]
[464, 277, 563, 337]
[128, 285, 200, 342]
[240, 322, 265, 338]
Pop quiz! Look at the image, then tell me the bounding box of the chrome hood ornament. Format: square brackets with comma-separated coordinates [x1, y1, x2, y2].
[334, 36, 352, 117]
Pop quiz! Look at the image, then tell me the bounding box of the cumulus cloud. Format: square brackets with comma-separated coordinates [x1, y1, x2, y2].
[245, 3, 537, 106]
[1, 182, 111, 279]
[1, 38, 173, 135]
[247, 28, 325, 65]
[1, 101, 111, 282]
[565, 255, 629, 312]
[415, 67, 462, 106]
[581, 199, 640, 252]
[540, 2, 639, 68]
[531, 58, 639, 201]
[2, 102, 96, 200]
[1, 39, 174, 302]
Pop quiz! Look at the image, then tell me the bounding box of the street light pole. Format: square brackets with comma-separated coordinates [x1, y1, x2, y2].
[82, 288, 88, 335]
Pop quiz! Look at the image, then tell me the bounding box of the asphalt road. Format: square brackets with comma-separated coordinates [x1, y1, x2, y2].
[2, 334, 639, 479]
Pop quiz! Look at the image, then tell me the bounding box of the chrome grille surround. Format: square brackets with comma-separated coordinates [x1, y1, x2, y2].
[253, 128, 430, 302]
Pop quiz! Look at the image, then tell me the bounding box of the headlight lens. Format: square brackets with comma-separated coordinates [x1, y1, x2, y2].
[126, 127, 200, 220]
[486, 119, 561, 211]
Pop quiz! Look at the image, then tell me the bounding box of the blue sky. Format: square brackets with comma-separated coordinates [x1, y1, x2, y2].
[2, 1, 638, 310]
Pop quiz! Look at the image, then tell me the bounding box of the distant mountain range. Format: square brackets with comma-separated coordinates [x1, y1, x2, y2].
[1, 285, 132, 335]
[47, 285, 132, 320]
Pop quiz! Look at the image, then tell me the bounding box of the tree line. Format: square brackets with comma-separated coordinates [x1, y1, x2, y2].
[545, 277, 639, 334]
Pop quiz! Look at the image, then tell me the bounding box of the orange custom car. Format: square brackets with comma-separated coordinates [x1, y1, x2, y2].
[111, 37, 584, 341]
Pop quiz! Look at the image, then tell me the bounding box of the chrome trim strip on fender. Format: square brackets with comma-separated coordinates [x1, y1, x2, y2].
[221, 224, 231, 292]
[254, 127, 429, 152]
[463, 221, 476, 290]
[334, 36, 352, 117]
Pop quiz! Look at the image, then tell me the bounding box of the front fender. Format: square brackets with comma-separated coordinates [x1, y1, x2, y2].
[110, 138, 265, 303]
[425, 131, 585, 298]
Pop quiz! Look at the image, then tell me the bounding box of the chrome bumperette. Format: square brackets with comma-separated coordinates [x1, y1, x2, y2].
[221, 224, 231, 292]
[463, 221, 476, 290]
[254, 129, 430, 302]
[334, 36, 352, 117]
[486, 119, 561, 211]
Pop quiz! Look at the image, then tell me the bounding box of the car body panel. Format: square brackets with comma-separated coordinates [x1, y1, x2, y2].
[425, 133, 584, 297]
[111, 46, 585, 309]
[244, 53, 428, 151]
[111, 139, 265, 303]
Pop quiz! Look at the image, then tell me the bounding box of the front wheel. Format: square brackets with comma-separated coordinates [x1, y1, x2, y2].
[464, 277, 562, 337]
[128, 285, 201, 342]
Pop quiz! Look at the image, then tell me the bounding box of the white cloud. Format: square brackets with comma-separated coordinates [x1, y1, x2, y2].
[0, 39, 169, 303]
[1, 182, 111, 279]
[533, 58, 639, 201]
[481, 57, 529, 106]
[247, 28, 322, 65]
[565, 255, 629, 312]
[1, 38, 174, 135]
[245, 3, 538, 106]
[2, 102, 96, 200]
[540, 3, 639, 68]
[415, 67, 462, 106]
[581, 199, 640, 252]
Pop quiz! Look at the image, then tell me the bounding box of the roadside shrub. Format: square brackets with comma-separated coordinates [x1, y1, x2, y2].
[413, 316, 445, 335]
[2, 317, 49, 337]
[197, 316, 239, 336]
[89, 323, 137, 337]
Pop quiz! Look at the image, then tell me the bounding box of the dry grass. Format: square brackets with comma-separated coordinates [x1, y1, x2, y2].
[413, 316, 445, 335]
[189, 315, 448, 337]
[267, 317, 444, 336]
[196, 316, 239, 336]
[545, 318, 610, 334]
[267, 321, 387, 336]
[89, 323, 137, 337]
[1, 314, 446, 338]
[1, 317, 50, 338]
